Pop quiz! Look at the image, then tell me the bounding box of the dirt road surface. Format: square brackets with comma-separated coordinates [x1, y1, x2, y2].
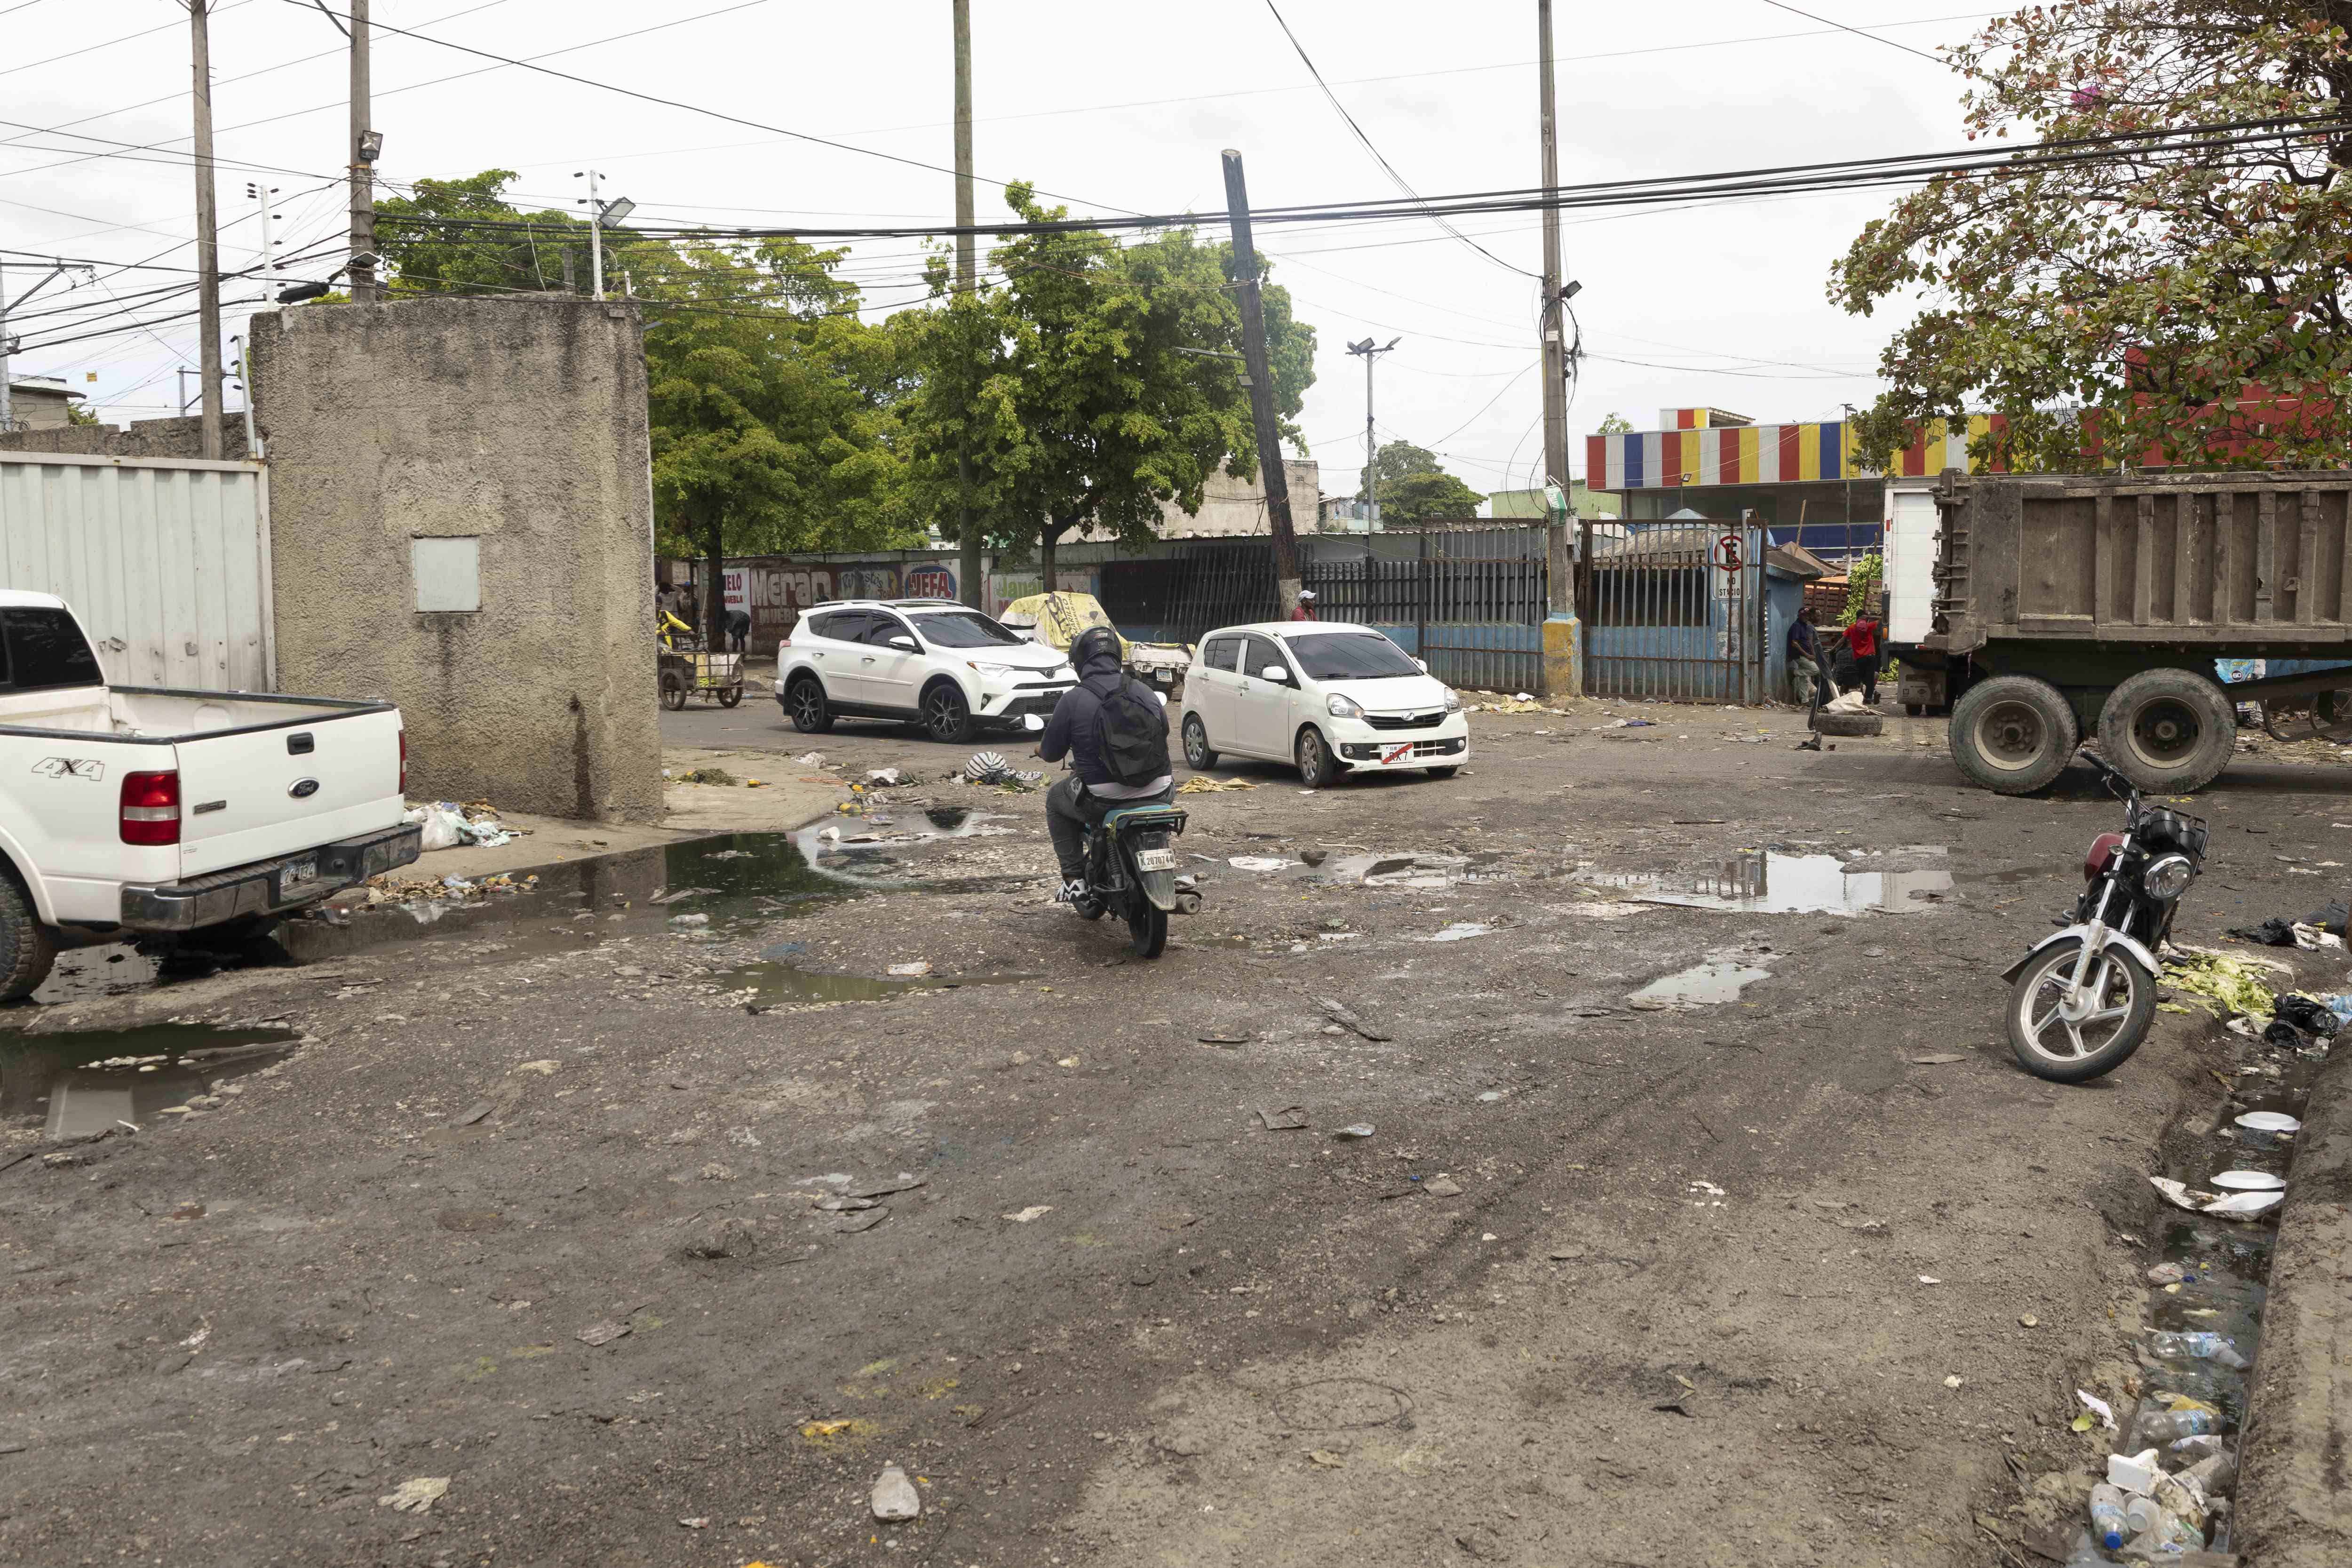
[4, 695, 2344, 1567]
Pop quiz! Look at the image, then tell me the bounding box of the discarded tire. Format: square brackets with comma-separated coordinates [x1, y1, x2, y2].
[1812, 711, 1884, 737]
[2098, 666, 2236, 795]
[1950, 674, 2078, 794]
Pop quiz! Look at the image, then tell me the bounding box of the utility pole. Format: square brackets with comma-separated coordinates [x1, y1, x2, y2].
[0, 259, 79, 432]
[952, 0, 983, 607]
[1347, 336, 1398, 530]
[246, 181, 279, 275]
[188, 0, 224, 458]
[577, 169, 606, 299]
[1219, 149, 1301, 615]
[348, 0, 379, 303]
[178, 367, 199, 417]
[1537, 0, 1580, 697]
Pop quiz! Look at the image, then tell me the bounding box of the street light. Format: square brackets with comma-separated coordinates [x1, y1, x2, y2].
[573, 171, 632, 300]
[1347, 336, 1400, 529]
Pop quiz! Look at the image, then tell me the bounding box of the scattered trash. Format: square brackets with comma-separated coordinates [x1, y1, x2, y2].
[1001, 1206, 1053, 1223]
[870, 1463, 922, 1521]
[1256, 1105, 1309, 1131]
[678, 1517, 709, 1529]
[1229, 856, 1291, 872]
[2209, 1169, 2286, 1191]
[1332, 1123, 1375, 1140]
[377, 1478, 450, 1514]
[1942, 1375, 1964, 1389]
[1178, 776, 1257, 793]
[887, 960, 933, 977]
[1427, 922, 1492, 942]
[867, 768, 906, 787]
[2235, 1110, 2301, 1133]
[2076, 1389, 2117, 1430]
[2107, 1448, 2162, 1493]
[1907, 1052, 1968, 1065]
[1318, 997, 1391, 1041]
[962, 751, 1012, 784]
[669, 913, 710, 927]
[2204, 1189, 2284, 1217]
[795, 751, 830, 766]
[674, 767, 739, 786]
[2148, 1330, 2250, 1369]
[2145, 1262, 2195, 1286]
[575, 1320, 630, 1347]
[2161, 951, 2280, 1019]
[1917, 1274, 1943, 1285]
[2089, 1482, 2130, 1550]
[2273, 993, 2341, 1037]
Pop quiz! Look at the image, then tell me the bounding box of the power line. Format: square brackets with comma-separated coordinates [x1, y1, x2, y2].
[1260, 0, 1537, 280]
[1756, 0, 1950, 67]
[0, 1, 257, 82]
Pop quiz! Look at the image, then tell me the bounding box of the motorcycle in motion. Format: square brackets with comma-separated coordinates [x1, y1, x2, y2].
[1073, 802, 1200, 958]
[2003, 752, 2208, 1082]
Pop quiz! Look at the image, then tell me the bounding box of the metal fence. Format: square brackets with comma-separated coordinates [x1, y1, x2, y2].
[1579, 519, 1765, 701]
[1098, 541, 1278, 644]
[1308, 525, 1547, 692]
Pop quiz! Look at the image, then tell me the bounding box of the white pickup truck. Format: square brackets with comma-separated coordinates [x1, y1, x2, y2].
[0, 590, 420, 999]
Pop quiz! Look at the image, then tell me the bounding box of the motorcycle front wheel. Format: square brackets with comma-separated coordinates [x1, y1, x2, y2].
[2007, 937, 2157, 1083]
[1127, 891, 1168, 958]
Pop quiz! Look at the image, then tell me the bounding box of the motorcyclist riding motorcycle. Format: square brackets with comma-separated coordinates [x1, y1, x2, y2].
[1037, 626, 1174, 905]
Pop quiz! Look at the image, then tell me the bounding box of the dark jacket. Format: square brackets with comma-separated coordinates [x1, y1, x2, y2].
[1039, 641, 1162, 787]
[1788, 618, 1819, 660]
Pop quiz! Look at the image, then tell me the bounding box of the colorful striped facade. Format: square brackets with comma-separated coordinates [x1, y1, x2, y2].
[1585, 415, 2011, 490]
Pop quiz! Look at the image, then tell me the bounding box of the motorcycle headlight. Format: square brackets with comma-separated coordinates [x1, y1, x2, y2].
[1327, 693, 1364, 719]
[1443, 690, 1462, 713]
[2143, 853, 2195, 900]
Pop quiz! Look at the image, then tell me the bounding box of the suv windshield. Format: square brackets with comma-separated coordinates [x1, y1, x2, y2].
[1287, 632, 1421, 681]
[911, 612, 1026, 649]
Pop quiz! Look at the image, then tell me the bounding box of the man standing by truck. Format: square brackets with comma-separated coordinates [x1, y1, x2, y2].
[1844, 602, 1884, 706]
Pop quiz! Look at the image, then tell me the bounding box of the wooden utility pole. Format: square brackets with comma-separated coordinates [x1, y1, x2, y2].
[188, 0, 223, 458]
[953, 0, 982, 608]
[1219, 149, 1301, 615]
[348, 0, 377, 303]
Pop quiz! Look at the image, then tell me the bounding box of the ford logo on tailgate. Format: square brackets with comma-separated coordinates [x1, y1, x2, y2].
[289, 778, 321, 799]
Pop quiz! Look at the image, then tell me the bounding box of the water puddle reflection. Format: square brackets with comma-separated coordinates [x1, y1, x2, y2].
[1575, 851, 1954, 915]
[0, 1023, 300, 1137]
[1629, 957, 1773, 1009]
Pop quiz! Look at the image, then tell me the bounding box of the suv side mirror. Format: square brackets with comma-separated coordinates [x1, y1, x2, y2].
[1259, 664, 1289, 684]
[888, 636, 917, 652]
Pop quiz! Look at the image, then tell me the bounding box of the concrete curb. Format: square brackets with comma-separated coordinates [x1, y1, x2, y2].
[2236, 1042, 2352, 1567]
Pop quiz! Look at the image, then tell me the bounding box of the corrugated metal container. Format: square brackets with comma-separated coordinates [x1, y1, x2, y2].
[0, 453, 274, 689]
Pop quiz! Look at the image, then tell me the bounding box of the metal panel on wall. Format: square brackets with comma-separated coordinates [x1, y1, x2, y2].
[0, 454, 273, 690]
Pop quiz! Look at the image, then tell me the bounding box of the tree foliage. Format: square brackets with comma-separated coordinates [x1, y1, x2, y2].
[1594, 411, 1635, 435]
[1830, 2, 2352, 471]
[1358, 440, 1482, 523]
[898, 183, 1316, 581]
[1357, 438, 1442, 499]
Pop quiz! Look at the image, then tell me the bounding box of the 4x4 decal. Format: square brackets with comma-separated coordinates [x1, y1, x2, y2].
[31, 757, 105, 782]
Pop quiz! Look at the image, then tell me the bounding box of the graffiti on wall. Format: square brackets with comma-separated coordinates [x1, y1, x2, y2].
[715, 557, 959, 650]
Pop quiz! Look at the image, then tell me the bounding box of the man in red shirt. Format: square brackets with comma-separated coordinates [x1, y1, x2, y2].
[1288, 589, 1318, 622]
[1843, 603, 1884, 705]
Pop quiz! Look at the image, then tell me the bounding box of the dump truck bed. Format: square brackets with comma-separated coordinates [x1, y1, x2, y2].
[1928, 471, 2352, 656]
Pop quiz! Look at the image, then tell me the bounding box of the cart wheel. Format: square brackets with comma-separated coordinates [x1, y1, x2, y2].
[718, 684, 743, 709]
[660, 668, 688, 711]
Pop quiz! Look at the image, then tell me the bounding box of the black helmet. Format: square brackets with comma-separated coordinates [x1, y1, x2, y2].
[1071, 625, 1122, 669]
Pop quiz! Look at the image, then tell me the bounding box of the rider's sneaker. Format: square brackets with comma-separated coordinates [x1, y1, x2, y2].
[1055, 878, 1088, 904]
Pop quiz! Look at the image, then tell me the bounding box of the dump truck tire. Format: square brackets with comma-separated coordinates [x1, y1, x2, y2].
[1950, 674, 2077, 794]
[2098, 667, 2236, 795]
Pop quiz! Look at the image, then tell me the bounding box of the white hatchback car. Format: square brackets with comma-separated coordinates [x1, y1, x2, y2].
[1178, 621, 1469, 788]
[775, 599, 1076, 743]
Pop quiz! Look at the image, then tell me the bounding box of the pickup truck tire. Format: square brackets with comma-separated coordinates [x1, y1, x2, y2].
[1950, 675, 2078, 794]
[2098, 667, 2237, 794]
[0, 870, 57, 1002]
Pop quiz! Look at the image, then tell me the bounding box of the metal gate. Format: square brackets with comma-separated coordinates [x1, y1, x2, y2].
[1580, 519, 1765, 701]
[1304, 524, 1547, 692]
[0, 453, 275, 690]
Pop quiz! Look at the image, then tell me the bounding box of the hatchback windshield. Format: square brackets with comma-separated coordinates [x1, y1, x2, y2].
[911, 611, 1027, 649]
[1286, 632, 1422, 681]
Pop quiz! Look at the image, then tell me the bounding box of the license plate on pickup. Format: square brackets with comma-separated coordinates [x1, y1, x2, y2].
[1135, 847, 1177, 871]
[280, 857, 319, 893]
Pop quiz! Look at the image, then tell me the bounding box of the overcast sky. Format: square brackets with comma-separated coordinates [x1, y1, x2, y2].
[0, 0, 1998, 492]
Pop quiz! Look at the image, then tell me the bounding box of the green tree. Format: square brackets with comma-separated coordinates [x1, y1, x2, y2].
[1357, 438, 1441, 500]
[1830, 2, 2352, 471]
[902, 183, 1316, 584]
[374, 170, 590, 297]
[1595, 411, 1635, 435]
[1379, 468, 1485, 525]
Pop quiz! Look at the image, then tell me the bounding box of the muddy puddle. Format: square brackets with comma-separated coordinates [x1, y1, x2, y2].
[713, 945, 1041, 1006]
[1573, 849, 1954, 915]
[0, 1022, 300, 1137]
[1629, 955, 1774, 1009]
[792, 809, 1033, 894]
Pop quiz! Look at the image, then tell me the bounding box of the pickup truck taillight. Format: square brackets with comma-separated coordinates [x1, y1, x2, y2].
[398, 729, 407, 795]
[120, 770, 181, 846]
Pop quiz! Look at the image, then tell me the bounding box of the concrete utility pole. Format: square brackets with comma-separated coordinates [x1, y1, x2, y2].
[1219, 149, 1301, 615]
[188, 0, 224, 458]
[1347, 336, 1398, 529]
[953, 0, 982, 608]
[0, 260, 79, 432]
[1536, 0, 1580, 696]
[348, 0, 379, 303]
[246, 181, 279, 275]
[580, 169, 606, 300]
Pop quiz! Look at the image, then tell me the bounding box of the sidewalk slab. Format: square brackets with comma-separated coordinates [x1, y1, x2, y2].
[2237, 1045, 2352, 1568]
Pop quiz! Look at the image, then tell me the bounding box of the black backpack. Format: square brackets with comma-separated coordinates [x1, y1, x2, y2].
[1097, 678, 1171, 786]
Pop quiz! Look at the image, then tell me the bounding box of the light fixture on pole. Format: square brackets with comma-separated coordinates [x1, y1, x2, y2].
[573, 172, 632, 301]
[1346, 336, 1400, 529]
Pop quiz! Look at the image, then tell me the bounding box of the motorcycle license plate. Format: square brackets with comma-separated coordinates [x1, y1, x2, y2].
[1135, 847, 1177, 871]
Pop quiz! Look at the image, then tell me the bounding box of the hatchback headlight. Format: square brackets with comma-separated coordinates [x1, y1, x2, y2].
[1327, 693, 1364, 719]
[1443, 690, 1462, 713]
[2143, 853, 2195, 900]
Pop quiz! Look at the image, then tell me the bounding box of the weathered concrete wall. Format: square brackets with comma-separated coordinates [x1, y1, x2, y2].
[0, 414, 249, 460]
[251, 296, 660, 822]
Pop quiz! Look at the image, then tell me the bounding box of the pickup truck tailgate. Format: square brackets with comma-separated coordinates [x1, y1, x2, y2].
[173, 708, 406, 877]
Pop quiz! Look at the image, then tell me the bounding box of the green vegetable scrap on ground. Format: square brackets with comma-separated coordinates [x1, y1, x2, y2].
[2161, 952, 2277, 1021]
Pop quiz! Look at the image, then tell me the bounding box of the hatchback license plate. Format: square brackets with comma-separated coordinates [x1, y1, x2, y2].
[1135, 847, 1176, 871]
[281, 857, 319, 892]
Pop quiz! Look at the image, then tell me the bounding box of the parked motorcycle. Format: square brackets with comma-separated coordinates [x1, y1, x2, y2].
[2003, 752, 2208, 1082]
[1074, 803, 1198, 958]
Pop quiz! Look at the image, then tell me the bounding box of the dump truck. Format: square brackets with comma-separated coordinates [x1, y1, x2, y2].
[1912, 470, 2352, 794]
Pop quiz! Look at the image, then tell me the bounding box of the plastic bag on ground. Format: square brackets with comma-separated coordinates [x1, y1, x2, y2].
[404, 803, 469, 852]
[1823, 689, 1869, 714]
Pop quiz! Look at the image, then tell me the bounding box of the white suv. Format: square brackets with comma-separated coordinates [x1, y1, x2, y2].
[1177, 621, 1469, 788]
[774, 599, 1077, 743]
